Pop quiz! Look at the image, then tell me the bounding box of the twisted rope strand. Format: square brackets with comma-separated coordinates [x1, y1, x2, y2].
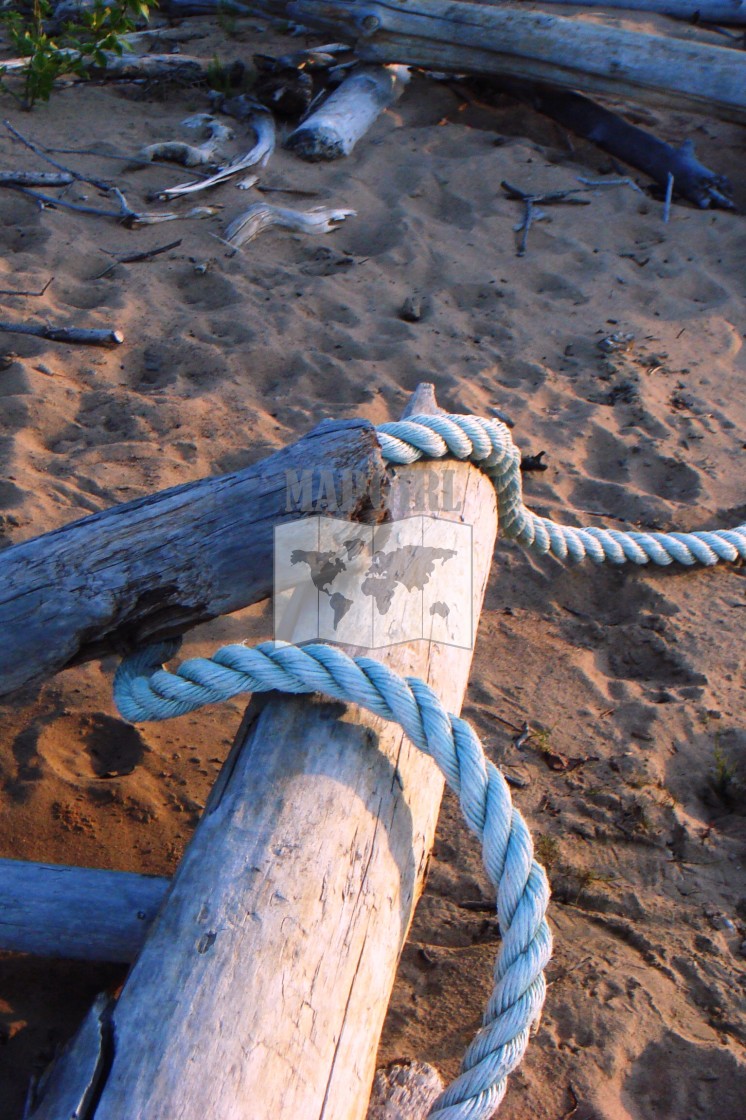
[113, 640, 551, 1120]
[377, 413, 746, 566]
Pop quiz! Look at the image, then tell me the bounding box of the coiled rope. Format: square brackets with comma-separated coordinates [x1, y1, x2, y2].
[114, 639, 551, 1120]
[113, 408, 744, 1118]
[378, 412, 746, 566]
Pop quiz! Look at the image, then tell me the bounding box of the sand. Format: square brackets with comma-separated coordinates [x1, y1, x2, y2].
[0, 12, 744, 1119]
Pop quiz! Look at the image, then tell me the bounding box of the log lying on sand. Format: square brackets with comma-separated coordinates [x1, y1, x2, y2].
[0, 859, 168, 963]
[27, 385, 499, 1120]
[503, 81, 734, 209]
[0, 50, 244, 85]
[286, 64, 410, 161]
[0, 321, 123, 346]
[0, 419, 387, 699]
[249, 1, 746, 122]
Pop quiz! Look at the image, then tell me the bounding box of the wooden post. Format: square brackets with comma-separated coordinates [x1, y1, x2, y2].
[249, 1, 746, 122]
[27, 385, 498, 1120]
[0, 418, 387, 699]
[286, 64, 410, 161]
[0, 859, 168, 963]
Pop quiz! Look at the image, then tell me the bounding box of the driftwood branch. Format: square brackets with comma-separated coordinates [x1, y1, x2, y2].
[248, 1, 746, 122]
[0, 321, 123, 346]
[0, 170, 72, 186]
[28, 385, 497, 1120]
[0, 419, 387, 699]
[157, 109, 275, 199]
[286, 64, 410, 161]
[225, 202, 356, 248]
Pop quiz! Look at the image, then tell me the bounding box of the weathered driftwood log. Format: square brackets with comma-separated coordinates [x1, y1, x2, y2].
[0, 418, 387, 699]
[0, 321, 123, 346]
[286, 64, 410, 161]
[248, 1, 746, 122]
[28, 385, 498, 1120]
[500, 81, 734, 209]
[523, 0, 746, 24]
[0, 859, 168, 963]
[0, 171, 73, 186]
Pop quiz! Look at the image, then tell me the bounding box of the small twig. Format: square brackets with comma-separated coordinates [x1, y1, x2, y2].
[256, 185, 321, 198]
[0, 276, 53, 298]
[577, 175, 644, 195]
[512, 721, 531, 750]
[517, 198, 533, 257]
[92, 238, 183, 279]
[0, 320, 123, 347]
[663, 172, 674, 223]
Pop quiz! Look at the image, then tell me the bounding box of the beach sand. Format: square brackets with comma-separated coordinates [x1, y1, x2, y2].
[0, 13, 744, 1118]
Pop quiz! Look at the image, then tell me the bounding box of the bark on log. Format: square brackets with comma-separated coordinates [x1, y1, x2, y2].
[28, 385, 498, 1120]
[0, 418, 387, 700]
[286, 64, 410, 161]
[0, 859, 168, 963]
[248, 1, 746, 122]
[519, 0, 746, 25]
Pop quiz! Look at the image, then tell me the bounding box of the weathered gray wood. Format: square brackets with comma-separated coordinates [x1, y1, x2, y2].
[0, 418, 387, 700]
[0, 859, 168, 962]
[522, 0, 746, 25]
[31, 385, 497, 1120]
[249, 1, 746, 122]
[286, 64, 410, 161]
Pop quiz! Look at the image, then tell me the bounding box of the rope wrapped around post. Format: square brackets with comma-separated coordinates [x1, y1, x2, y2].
[378, 413, 746, 566]
[114, 640, 551, 1120]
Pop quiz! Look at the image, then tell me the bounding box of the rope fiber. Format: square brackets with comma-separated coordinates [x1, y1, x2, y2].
[113, 408, 745, 1118]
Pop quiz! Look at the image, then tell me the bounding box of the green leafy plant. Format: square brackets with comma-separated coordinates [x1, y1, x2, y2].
[1, 0, 152, 109]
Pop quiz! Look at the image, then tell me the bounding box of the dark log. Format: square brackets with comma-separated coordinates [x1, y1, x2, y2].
[500, 81, 734, 209]
[0, 419, 387, 699]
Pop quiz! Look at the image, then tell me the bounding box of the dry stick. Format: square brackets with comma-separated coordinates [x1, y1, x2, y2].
[663, 172, 674, 223]
[501, 180, 590, 255]
[0, 277, 53, 298]
[0, 321, 123, 347]
[0, 171, 73, 186]
[93, 238, 183, 280]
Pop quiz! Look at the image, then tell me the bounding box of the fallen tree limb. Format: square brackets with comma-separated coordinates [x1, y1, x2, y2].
[0, 321, 123, 346]
[286, 63, 410, 161]
[507, 81, 734, 209]
[0, 419, 387, 699]
[247, 1, 746, 122]
[0, 859, 168, 963]
[0, 50, 242, 85]
[520, 0, 746, 25]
